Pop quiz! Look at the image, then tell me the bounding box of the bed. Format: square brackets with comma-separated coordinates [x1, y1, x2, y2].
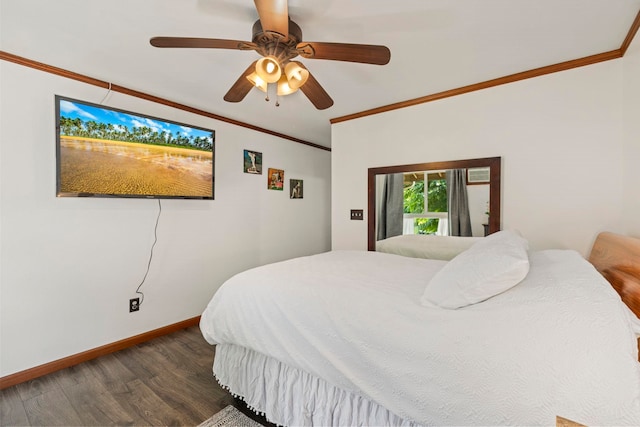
[200, 231, 640, 426]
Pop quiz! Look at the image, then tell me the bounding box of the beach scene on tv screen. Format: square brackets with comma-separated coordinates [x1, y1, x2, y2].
[57, 98, 214, 198]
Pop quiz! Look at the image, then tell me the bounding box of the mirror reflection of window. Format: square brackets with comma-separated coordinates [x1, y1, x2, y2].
[368, 157, 501, 251]
[403, 171, 448, 236]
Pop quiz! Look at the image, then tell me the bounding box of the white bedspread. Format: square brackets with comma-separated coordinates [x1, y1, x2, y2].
[200, 250, 640, 426]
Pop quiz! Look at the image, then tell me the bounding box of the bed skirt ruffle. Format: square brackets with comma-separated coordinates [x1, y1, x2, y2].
[212, 344, 419, 427]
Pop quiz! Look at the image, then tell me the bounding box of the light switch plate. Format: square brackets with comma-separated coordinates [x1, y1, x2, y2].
[350, 209, 364, 220]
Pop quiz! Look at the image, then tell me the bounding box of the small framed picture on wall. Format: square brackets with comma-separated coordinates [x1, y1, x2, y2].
[267, 168, 284, 190]
[243, 150, 262, 174]
[290, 179, 303, 199]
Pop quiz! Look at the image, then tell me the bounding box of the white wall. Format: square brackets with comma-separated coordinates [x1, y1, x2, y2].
[0, 61, 331, 376]
[622, 33, 640, 237]
[467, 185, 490, 237]
[332, 59, 628, 255]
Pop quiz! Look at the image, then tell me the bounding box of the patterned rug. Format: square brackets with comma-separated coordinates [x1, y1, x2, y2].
[198, 405, 265, 427]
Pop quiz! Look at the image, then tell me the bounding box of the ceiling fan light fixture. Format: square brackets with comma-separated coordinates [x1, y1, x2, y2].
[255, 56, 281, 83]
[151, 2, 389, 109]
[284, 61, 309, 90]
[246, 72, 268, 92]
[276, 74, 298, 96]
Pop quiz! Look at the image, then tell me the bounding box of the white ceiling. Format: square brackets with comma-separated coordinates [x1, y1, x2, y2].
[1, 0, 639, 148]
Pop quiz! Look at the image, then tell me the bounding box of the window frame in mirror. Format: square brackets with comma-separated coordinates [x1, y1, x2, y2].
[367, 156, 501, 251]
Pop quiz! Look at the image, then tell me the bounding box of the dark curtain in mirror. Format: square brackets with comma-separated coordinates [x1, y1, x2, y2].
[447, 169, 472, 236]
[377, 173, 404, 240]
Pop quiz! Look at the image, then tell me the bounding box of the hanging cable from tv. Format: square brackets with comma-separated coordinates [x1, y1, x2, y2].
[136, 199, 162, 307]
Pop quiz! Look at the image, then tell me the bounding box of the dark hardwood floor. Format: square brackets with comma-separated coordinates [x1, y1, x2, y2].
[0, 326, 269, 426]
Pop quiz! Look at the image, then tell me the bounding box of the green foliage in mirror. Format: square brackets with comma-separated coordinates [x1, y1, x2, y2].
[427, 179, 447, 213]
[403, 180, 425, 214]
[403, 175, 448, 234]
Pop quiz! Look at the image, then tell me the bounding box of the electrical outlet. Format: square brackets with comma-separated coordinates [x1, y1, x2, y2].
[129, 298, 140, 313]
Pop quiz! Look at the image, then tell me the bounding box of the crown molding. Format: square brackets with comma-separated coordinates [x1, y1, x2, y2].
[331, 9, 640, 125]
[0, 50, 330, 152]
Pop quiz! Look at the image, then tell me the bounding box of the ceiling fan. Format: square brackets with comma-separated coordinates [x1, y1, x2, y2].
[150, 0, 391, 110]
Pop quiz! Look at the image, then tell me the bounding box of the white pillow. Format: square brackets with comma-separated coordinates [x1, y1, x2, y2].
[376, 235, 482, 261]
[421, 230, 530, 309]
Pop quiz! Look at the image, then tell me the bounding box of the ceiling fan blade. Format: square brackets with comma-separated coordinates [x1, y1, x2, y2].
[299, 67, 333, 110]
[253, 0, 289, 37]
[297, 42, 390, 65]
[224, 61, 259, 103]
[150, 37, 257, 51]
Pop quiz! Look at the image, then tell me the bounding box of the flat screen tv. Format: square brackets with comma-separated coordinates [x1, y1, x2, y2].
[55, 95, 214, 199]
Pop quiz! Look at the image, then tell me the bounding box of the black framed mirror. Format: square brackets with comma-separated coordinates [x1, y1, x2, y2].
[367, 156, 501, 251]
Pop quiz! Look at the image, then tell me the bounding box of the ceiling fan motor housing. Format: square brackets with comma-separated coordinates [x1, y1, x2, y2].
[251, 19, 303, 64]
